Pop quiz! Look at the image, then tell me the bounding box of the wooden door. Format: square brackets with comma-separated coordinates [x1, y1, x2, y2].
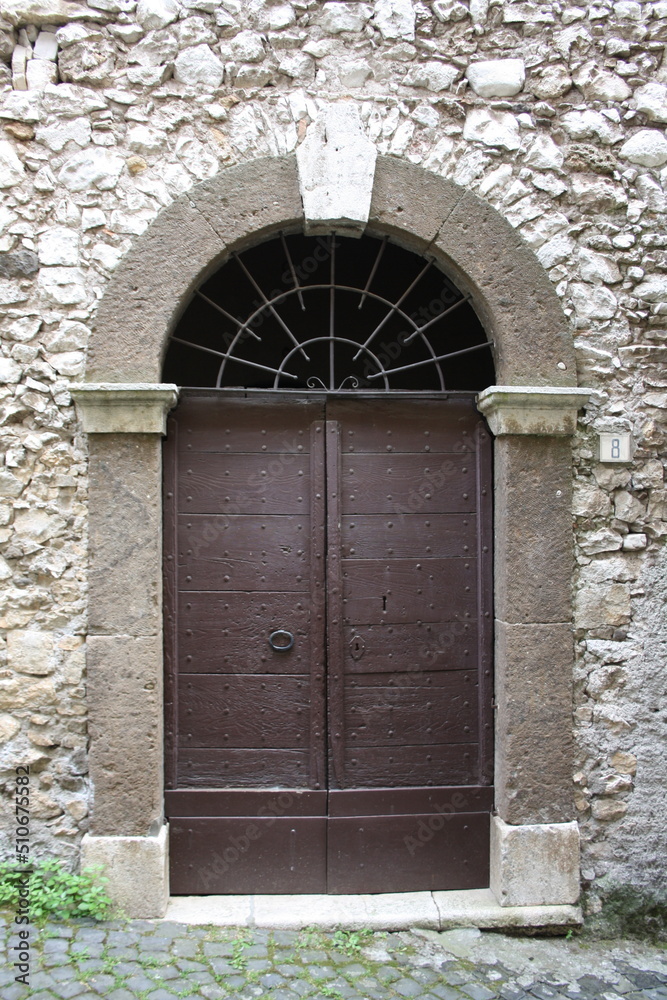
[164, 392, 493, 894]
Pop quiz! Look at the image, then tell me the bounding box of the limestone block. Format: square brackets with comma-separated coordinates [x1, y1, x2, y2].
[404, 61, 458, 92]
[631, 82, 667, 123]
[81, 826, 168, 918]
[87, 434, 163, 636]
[230, 30, 265, 63]
[33, 30, 58, 60]
[2, 0, 102, 25]
[297, 103, 377, 235]
[373, 0, 416, 41]
[560, 110, 623, 145]
[524, 134, 564, 170]
[319, 1, 371, 33]
[58, 147, 124, 193]
[575, 581, 632, 629]
[37, 227, 80, 267]
[25, 57, 57, 90]
[0, 358, 22, 383]
[267, 5, 296, 29]
[634, 275, 667, 302]
[572, 61, 631, 102]
[174, 44, 224, 88]
[490, 816, 580, 907]
[0, 141, 25, 188]
[620, 130, 667, 168]
[529, 63, 572, 100]
[433, 0, 468, 20]
[11, 44, 29, 91]
[0, 714, 20, 743]
[7, 631, 55, 676]
[466, 59, 525, 98]
[570, 175, 627, 211]
[463, 109, 521, 150]
[570, 282, 617, 324]
[136, 0, 179, 30]
[37, 266, 88, 306]
[494, 621, 575, 825]
[86, 635, 163, 835]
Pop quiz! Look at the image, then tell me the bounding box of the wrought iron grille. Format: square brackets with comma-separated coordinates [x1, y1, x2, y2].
[164, 233, 494, 392]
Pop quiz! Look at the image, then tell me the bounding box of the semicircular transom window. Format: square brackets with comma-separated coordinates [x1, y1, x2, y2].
[163, 233, 495, 392]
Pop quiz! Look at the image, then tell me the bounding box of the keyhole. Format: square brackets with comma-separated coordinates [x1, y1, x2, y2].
[355, 639, 361, 652]
[382, 595, 387, 611]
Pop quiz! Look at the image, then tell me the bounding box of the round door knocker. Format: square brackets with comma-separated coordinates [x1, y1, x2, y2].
[268, 629, 294, 652]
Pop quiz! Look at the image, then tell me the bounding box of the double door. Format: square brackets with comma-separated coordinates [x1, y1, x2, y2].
[164, 392, 493, 893]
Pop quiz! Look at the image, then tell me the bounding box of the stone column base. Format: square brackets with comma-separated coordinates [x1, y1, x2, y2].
[81, 824, 169, 918]
[490, 815, 580, 907]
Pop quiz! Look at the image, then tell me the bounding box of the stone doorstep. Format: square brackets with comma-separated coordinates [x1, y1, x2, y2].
[162, 888, 583, 931]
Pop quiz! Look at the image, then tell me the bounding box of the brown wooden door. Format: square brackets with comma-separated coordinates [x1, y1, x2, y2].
[164, 392, 493, 894]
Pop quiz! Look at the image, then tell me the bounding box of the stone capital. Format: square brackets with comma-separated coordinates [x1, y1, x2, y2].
[476, 385, 593, 436]
[70, 383, 179, 434]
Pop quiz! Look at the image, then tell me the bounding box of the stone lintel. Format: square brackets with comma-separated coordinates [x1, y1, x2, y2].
[71, 383, 179, 434]
[477, 385, 593, 436]
[297, 103, 377, 236]
[81, 825, 169, 918]
[490, 816, 580, 907]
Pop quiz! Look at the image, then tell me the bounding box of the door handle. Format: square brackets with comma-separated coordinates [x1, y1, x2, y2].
[268, 629, 294, 652]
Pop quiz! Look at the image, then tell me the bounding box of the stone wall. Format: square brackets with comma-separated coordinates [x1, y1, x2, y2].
[0, 0, 665, 915]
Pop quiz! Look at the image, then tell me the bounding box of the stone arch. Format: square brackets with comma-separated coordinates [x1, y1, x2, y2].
[87, 154, 577, 387]
[76, 150, 586, 921]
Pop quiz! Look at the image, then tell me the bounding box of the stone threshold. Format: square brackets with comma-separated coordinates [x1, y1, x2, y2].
[162, 888, 583, 931]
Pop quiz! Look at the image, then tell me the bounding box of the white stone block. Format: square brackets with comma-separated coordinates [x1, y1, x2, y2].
[26, 59, 57, 89]
[11, 45, 30, 91]
[433, 0, 468, 21]
[374, 0, 416, 41]
[524, 133, 564, 170]
[339, 60, 372, 89]
[127, 124, 164, 154]
[466, 59, 525, 98]
[0, 142, 25, 189]
[268, 4, 295, 29]
[38, 226, 80, 266]
[463, 108, 521, 151]
[620, 130, 667, 168]
[490, 816, 580, 907]
[33, 30, 58, 60]
[633, 275, 667, 302]
[135, 0, 179, 30]
[632, 82, 667, 123]
[58, 147, 124, 192]
[319, 1, 371, 33]
[230, 30, 265, 63]
[81, 826, 169, 918]
[297, 102, 377, 236]
[404, 61, 458, 92]
[7, 630, 55, 676]
[0, 357, 22, 383]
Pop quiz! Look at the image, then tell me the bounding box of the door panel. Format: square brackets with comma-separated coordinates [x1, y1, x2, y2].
[164, 392, 493, 893]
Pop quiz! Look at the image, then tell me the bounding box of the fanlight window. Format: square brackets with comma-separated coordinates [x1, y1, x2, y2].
[164, 232, 494, 392]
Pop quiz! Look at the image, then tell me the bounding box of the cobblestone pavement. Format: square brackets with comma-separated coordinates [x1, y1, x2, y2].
[1, 914, 666, 1000]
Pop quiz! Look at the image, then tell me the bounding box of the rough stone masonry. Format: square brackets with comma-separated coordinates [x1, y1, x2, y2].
[0, 0, 666, 923]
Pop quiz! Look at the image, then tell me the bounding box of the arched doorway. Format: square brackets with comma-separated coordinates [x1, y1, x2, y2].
[73, 154, 586, 919]
[162, 232, 496, 893]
